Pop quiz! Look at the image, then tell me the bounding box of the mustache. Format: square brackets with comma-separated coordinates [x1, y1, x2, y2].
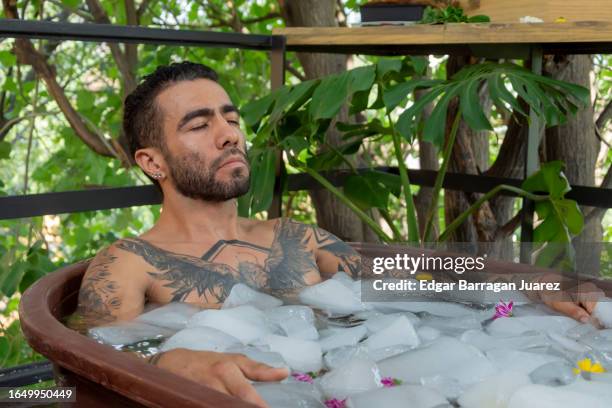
[211, 147, 248, 169]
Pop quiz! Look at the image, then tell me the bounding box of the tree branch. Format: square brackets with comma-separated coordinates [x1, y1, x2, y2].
[596, 98, 612, 133]
[3, 0, 117, 158]
[137, 0, 154, 19]
[241, 12, 281, 25]
[85, 0, 137, 92]
[285, 62, 306, 81]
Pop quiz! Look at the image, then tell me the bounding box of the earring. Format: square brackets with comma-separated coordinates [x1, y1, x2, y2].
[152, 172, 163, 179]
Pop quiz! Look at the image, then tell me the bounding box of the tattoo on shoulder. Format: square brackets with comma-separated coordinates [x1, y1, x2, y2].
[116, 238, 239, 304]
[312, 226, 362, 279]
[76, 248, 121, 326]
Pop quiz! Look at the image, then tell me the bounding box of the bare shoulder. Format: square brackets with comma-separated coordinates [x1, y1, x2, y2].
[76, 240, 150, 328]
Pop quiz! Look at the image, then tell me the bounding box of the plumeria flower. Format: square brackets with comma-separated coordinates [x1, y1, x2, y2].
[381, 377, 403, 387]
[324, 398, 347, 408]
[493, 300, 514, 319]
[573, 357, 607, 375]
[291, 372, 314, 384]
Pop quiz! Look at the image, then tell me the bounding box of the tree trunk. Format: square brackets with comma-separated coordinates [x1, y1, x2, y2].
[543, 55, 602, 274]
[280, 0, 379, 242]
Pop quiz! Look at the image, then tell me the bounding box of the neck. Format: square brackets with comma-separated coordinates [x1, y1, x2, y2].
[153, 191, 242, 242]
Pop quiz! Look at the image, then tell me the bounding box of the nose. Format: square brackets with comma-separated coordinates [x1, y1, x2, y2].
[214, 114, 242, 149]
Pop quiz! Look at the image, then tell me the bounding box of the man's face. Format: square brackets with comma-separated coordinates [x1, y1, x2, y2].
[155, 78, 250, 202]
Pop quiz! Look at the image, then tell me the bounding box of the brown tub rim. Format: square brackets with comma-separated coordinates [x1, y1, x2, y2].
[19, 260, 258, 408]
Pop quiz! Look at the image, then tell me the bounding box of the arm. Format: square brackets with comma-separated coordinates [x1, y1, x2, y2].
[75, 243, 149, 327]
[310, 225, 362, 280]
[74, 243, 286, 407]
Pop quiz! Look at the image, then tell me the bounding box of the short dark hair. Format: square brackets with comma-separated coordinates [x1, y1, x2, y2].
[123, 61, 219, 159]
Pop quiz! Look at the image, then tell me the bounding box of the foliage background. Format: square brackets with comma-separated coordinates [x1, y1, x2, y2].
[0, 0, 611, 368]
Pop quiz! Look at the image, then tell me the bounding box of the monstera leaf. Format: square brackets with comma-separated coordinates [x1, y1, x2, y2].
[521, 161, 584, 269]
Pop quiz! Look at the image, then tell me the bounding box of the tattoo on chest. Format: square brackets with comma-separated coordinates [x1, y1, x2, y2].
[115, 218, 319, 304]
[76, 249, 121, 325]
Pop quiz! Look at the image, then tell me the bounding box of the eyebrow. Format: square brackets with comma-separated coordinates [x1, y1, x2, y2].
[177, 104, 239, 131]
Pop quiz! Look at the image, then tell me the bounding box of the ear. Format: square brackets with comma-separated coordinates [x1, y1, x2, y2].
[134, 147, 167, 179]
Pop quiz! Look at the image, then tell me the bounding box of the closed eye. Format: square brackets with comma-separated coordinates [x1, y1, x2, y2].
[191, 123, 208, 131]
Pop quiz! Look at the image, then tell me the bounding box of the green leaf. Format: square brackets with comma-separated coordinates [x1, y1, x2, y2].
[343, 173, 390, 210]
[383, 79, 441, 112]
[0, 51, 16, 67]
[552, 199, 583, 235]
[242, 92, 275, 127]
[0, 141, 11, 159]
[62, 0, 81, 8]
[350, 89, 371, 114]
[376, 58, 403, 80]
[396, 87, 444, 141]
[408, 56, 429, 76]
[280, 135, 309, 156]
[422, 86, 458, 147]
[348, 65, 376, 93]
[270, 80, 318, 123]
[488, 75, 527, 116]
[0, 261, 27, 297]
[310, 72, 351, 120]
[76, 90, 94, 111]
[249, 148, 277, 214]
[522, 161, 570, 199]
[460, 78, 493, 131]
[468, 15, 491, 23]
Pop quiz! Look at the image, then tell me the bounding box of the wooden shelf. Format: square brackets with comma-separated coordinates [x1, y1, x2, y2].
[273, 22, 612, 56]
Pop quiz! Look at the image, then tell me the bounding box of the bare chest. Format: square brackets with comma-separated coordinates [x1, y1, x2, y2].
[117, 236, 322, 308]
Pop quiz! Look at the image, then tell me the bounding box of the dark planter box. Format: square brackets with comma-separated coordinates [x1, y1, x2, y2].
[360, 4, 426, 23]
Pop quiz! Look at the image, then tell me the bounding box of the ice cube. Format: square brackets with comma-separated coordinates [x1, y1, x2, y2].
[136, 302, 202, 330]
[299, 280, 366, 315]
[416, 326, 441, 343]
[222, 283, 283, 310]
[547, 332, 589, 357]
[593, 298, 612, 329]
[160, 326, 241, 352]
[262, 334, 322, 373]
[485, 349, 564, 375]
[225, 345, 288, 369]
[255, 382, 325, 408]
[368, 301, 475, 317]
[563, 376, 612, 401]
[89, 321, 174, 346]
[188, 305, 270, 343]
[266, 306, 318, 340]
[319, 358, 382, 399]
[323, 345, 365, 370]
[365, 315, 420, 352]
[419, 314, 482, 336]
[319, 326, 367, 352]
[529, 361, 575, 386]
[420, 376, 464, 401]
[457, 370, 531, 408]
[332, 271, 355, 289]
[508, 384, 610, 408]
[364, 312, 420, 333]
[346, 384, 448, 408]
[460, 329, 550, 352]
[378, 337, 496, 386]
[486, 316, 578, 337]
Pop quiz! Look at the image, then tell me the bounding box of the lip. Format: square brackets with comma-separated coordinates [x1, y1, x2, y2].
[219, 157, 247, 169]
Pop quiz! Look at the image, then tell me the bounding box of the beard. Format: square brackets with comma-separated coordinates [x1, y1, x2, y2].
[163, 146, 250, 202]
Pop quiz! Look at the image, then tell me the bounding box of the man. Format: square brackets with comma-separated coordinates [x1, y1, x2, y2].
[75, 62, 603, 407]
[74, 62, 360, 408]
